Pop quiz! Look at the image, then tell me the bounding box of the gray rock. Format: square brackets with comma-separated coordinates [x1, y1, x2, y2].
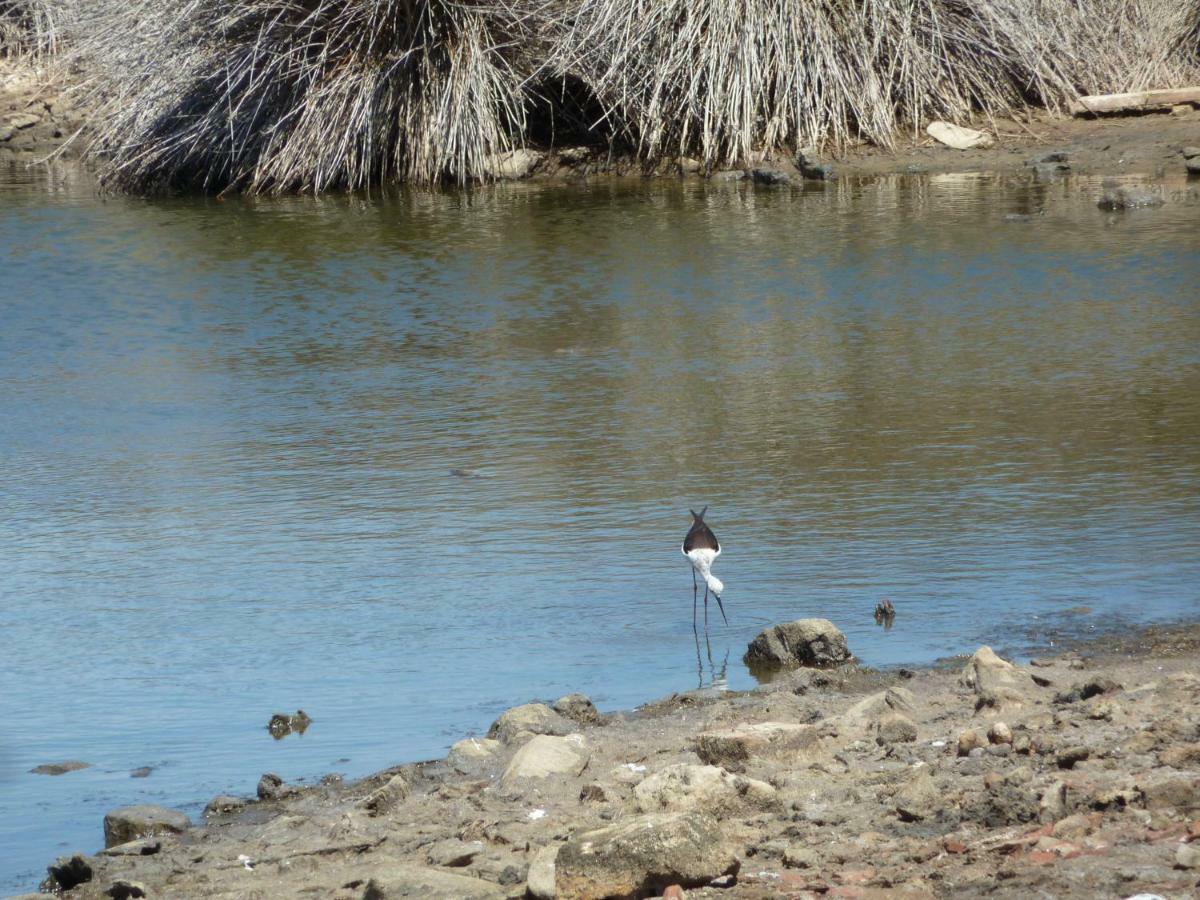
[894, 769, 940, 822]
[484, 149, 543, 180]
[103, 805, 190, 849]
[4, 112, 41, 130]
[796, 147, 837, 180]
[554, 811, 738, 900]
[447, 736, 502, 772]
[750, 168, 796, 186]
[129, 766, 154, 778]
[782, 846, 818, 869]
[30, 760, 91, 775]
[1056, 746, 1090, 769]
[1098, 184, 1164, 210]
[0, 124, 16, 142]
[1182, 146, 1200, 159]
[744, 619, 851, 668]
[633, 764, 777, 814]
[875, 710, 919, 745]
[960, 646, 1027, 711]
[97, 838, 162, 857]
[500, 734, 588, 787]
[203, 795, 248, 816]
[710, 169, 746, 182]
[487, 702, 573, 744]
[527, 843, 560, 899]
[553, 693, 601, 726]
[1176, 842, 1200, 869]
[426, 838, 484, 867]
[41, 854, 93, 891]
[695, 722, 819, 768]
[360, 773, 411, 815]
[1186, 158, 1200, 175]
[363, 865, 508, 899]
[257, 772, 294, 800]
[1028, 151, 1069, 165]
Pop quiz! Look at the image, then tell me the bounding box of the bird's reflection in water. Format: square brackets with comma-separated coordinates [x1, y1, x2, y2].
[693, 627, 730, 691]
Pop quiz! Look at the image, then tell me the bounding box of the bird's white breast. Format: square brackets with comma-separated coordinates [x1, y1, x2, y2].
[685, 547, 720, 569]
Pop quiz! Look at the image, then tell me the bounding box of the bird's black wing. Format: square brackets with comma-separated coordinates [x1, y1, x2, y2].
[683, 521, 720, 553]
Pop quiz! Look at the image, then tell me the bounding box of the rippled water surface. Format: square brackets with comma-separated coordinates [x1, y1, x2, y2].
[2, 163, 1198, 891]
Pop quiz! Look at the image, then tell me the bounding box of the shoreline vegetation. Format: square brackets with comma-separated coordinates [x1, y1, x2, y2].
[19, 618, 1200, 899]
[2, 0, 1199, 193]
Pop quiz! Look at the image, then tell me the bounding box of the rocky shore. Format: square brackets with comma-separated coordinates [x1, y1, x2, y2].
[17, 620, 1200, 900]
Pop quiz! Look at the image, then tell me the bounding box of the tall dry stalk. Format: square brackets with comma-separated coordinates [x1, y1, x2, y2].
[73, 0, 538, 192]
[549, 0, 1200, 167]
[1, 0, 75, 59]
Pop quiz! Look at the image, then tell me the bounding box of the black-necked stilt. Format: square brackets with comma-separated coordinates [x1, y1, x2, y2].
[683, 506, 727, 629]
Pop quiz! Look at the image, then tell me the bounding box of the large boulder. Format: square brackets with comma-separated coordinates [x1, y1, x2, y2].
[501, 734, 588, 787]
[960, 647, 1028, 712]
[555, 811, 738, 900]
[695, 722, 819, 769]
[102, 805, 190, 849]
[633, 764, 777, 815]
[488, 703, 573, 745]
[743, 619, 851, 669]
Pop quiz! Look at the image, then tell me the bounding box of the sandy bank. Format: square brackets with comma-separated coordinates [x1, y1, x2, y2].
[19, 621, 1200, 900]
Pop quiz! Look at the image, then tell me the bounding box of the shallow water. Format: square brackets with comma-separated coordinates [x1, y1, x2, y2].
[1, 163, 1198, 891]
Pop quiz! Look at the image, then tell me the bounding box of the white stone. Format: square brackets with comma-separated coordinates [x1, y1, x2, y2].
[926, 121, 994, 150]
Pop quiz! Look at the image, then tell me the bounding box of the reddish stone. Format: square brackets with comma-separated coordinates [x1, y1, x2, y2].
[1188, 820, 1200, 841]
[662, 886, 686, 900]
[836, 867, 876, 885]
[943, 837, 968, 854]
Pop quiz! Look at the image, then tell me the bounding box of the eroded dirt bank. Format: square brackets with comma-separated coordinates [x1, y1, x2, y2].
[20, 622, 1200, 900]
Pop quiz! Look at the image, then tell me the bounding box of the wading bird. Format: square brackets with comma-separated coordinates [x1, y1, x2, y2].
[683, 507, 728, 629]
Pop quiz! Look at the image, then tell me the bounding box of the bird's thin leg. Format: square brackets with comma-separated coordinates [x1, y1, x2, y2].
[692, 568, 698, 630]
[703, 584, 709, 630]
[714, 592, 729, 626]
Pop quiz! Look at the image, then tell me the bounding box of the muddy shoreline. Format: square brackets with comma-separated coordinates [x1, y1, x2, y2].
[16, 618, 1200, 899]
[4, 60, 1199, 184]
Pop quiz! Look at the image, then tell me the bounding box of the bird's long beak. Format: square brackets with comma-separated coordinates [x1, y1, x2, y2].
[714, 593, 728, 625]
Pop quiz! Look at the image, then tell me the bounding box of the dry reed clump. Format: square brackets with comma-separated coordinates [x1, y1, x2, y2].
[549, 0, 1200, 168]
[72, 0, 538, 193]
[0, 0, 74, 59]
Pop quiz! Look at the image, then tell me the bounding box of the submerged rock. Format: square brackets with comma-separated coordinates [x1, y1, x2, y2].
[267, 709, 311, 739]
[1097, 184, 1164, 209]
[554, 811, 738, 900]
[796, 147, 837, 180]
[744, 619, 851, 669]
[102, 805, 189, 849]
[30, 760, 90, 775]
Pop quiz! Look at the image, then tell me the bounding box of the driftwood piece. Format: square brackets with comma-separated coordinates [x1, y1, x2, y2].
[1069, 87, 1200, 116]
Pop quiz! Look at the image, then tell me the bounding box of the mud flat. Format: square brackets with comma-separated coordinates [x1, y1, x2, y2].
[19, 620, 1200, 900]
